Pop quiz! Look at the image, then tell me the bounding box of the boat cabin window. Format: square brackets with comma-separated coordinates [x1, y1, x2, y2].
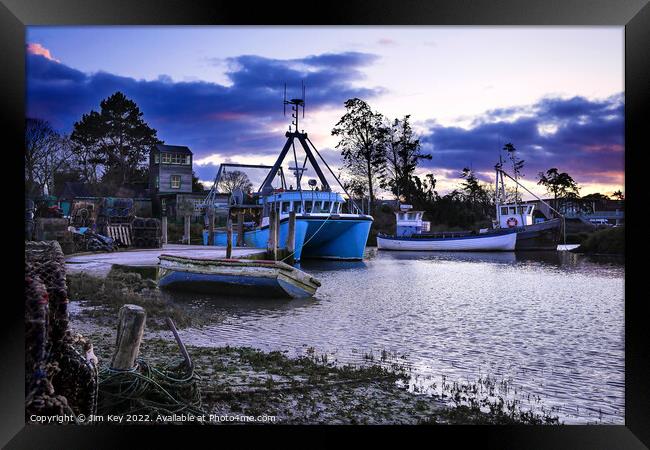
[323, 201, 331, 213]
[501, 207, 508, 215]
[335, 203, 341, 213]
[293, 201, 302, 213]
[509, 207, 516, 215]
[407, 212, 415, 220]
[398, 213, 405, 220]
[281, 202, 290, 213]
[305, 201, 313, 213]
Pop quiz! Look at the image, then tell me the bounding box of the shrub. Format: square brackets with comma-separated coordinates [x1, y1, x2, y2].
[578, 226, 624, 254]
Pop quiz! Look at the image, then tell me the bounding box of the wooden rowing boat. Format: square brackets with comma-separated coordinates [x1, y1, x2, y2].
[157, 255, 321, 298]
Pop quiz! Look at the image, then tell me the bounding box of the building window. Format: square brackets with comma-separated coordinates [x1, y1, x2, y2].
[160, 152, 191, 165]
[154, 154, 160, 164]
[171, 175, 181, 189]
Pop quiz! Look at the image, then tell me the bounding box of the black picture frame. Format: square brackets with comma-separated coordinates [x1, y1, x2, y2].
[2, 0, 647, 448]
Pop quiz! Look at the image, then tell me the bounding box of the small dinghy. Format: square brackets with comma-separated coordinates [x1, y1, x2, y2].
[157, 255, 321, 298]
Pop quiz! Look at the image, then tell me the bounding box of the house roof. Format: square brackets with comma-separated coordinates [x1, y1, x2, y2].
[156, 144, 192, 155]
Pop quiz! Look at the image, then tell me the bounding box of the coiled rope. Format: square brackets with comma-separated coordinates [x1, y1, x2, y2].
[97, 358, 205, 418]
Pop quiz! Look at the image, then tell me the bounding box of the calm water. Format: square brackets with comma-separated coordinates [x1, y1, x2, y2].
[162, 249, 625, 424]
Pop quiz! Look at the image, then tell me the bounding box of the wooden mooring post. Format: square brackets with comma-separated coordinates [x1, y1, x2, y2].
[110, 304, 146, 370]
[183, 215, 191, 245]
[236, 211, 245, 247]
[267, 207, 277, 260]
[226, 216, 233, 258]
[286, 210, 296, 264]
[162, 216, 168, 245]
[207, 207, 215, 247]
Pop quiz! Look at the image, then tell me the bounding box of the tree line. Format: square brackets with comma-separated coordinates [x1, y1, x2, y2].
[331, 98, 624, 228]
[25, 92, 624, 229]
[25, 91, 203, 199]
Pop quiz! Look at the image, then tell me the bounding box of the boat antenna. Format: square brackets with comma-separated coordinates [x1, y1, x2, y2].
[302, 80, 305, 119]
[283, 82, 305, 132]
[283, 83, 287, 117]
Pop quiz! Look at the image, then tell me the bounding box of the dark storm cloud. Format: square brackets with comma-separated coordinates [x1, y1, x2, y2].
[420, 93, 624, 184]
[26, 49, 384, 183]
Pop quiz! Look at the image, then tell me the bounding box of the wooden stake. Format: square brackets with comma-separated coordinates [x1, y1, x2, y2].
[184, 215, 191, 245]
[166, 317, 193, 372]
[274, 208, 280, 261]
[226, 216, 233, 258]
[287, 210, 296, 264]
[268, 208, 276, 259]
[236, 211, 244, 247]
[207, 207, 214, 246]
[162, 216, 168, 245]
[110, 304, 146, 370]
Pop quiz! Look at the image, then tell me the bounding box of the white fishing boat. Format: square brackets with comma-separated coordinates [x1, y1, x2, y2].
[158, 254, 321, 298]
[377, 208, 517, 251]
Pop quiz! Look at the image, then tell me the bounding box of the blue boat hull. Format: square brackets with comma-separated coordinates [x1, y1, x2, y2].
[203, 216, 372, 261]
[158, 270, 310, 298]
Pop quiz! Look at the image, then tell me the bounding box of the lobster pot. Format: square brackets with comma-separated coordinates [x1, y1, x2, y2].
[33, 218, 75, 254]
[133, 198, 153, 217]
[131, 216, 162, 248]
[70, 198, 103, 227]
[25, 241, 98, 419]
[102, 198, 135, 227]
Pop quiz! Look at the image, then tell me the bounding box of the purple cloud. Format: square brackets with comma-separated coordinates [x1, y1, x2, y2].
[420, 94, 624, 186]
[27, 49, 384, 182]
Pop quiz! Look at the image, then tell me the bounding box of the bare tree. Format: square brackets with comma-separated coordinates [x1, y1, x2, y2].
[218, 170, 253, 194]
[25, 118, 74, 196]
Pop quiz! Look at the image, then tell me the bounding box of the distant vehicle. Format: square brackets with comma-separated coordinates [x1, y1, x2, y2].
[589, 218, 612, 226]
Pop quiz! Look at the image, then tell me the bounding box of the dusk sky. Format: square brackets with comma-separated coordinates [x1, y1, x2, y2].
[26, 26, 624, 199]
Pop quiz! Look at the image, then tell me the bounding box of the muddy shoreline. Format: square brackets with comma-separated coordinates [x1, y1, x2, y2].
[67, 269, 561, 425]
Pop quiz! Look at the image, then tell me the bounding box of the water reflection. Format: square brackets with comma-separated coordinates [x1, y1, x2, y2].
[110, 250, 624, 424]
[297, 259, 368, 272]
[161, 288, 318, 315]
[375, 250, 518, 265]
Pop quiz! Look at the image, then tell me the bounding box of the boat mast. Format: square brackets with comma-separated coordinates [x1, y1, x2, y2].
[497, 168, 567, 243]
[259, 82, 331, 195]
[495, 154, 503, 226]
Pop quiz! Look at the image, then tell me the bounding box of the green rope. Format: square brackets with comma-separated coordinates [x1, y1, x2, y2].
[97, 358, 205, 419]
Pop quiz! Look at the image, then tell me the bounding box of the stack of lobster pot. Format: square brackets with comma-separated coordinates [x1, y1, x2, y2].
[97, 198, 134, 232]
[33, 218, 75, 254]
[131, 217, 162, 248]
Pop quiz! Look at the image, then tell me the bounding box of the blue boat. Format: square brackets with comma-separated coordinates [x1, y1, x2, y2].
[158, 254, 321, 298]
[202, 89, 373, 261]
[203, 190, 372, 261]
